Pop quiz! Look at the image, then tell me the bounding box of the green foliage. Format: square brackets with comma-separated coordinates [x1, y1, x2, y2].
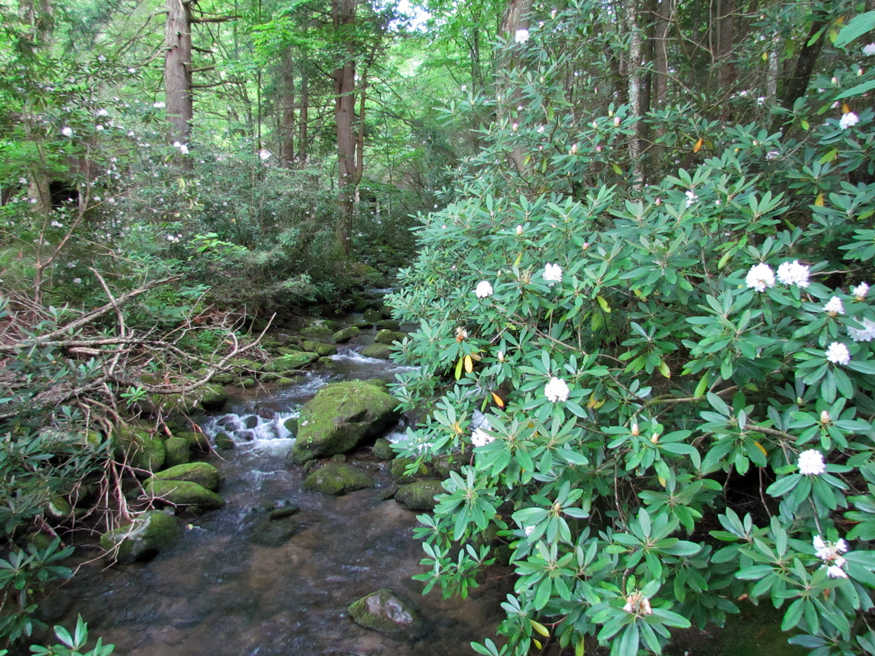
[29, 617, 114, 656]
[389, 5, 875, 656]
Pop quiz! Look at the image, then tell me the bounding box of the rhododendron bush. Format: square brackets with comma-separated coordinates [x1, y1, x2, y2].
[386, 6, 875, 656]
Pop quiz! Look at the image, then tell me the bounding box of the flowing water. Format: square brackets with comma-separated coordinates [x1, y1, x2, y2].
[38, 346, 512, 656]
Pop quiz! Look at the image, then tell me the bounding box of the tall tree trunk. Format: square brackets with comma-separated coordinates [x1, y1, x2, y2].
[773, 17, 827, 131]
[165, 0, 194, 152]
[299, 64, 309, 166]
[653, 0, 671, 108]
[497, 0, 532, 173]
[332, 0, 357, 256]
[626, 0, 642, 187]
[280, 50, 296, 167]
[715, 0, 736, 120]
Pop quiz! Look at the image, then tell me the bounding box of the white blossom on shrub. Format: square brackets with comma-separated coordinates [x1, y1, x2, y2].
[852, 282, 870, 300]
[776, 260, 810, 288]
[543, 263, 562, 285]
[544, 377, 569, 402]
[823, 297, 845, 315]
[798, 449, 826, 475]
[826, 342, 851, 365]
[475, 281, 493, 298]
[840, 112, 860, 129]
[515, 28, 529, 43]
[471, 427, 494, 447]
[849, 318, 875, 342]
[745, 263, 775, 292]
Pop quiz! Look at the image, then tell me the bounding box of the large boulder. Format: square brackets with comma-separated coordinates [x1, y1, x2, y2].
[164, 437, 191, 467]
[348, 588, 425, 639]
[291, 380, 400, 464]
[112, 425, 166, 474]
[265, 352, 319, 373]
[374, 330, 407, 345]
[395, 480, 444, 511]
[333, 326, 360, 343]
[199, 384, 228, 410]
[100, 511, 183, 564]
[303, 462, 374, 496]
[145, 479, 224, 510]
[151, 462, 220, 491]
[300, 326, 335, 342]
[361, 344, 392, 360]
[302, 340, 338, 357]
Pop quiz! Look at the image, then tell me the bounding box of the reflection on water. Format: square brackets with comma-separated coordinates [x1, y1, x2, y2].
[40, 342, 509, 656]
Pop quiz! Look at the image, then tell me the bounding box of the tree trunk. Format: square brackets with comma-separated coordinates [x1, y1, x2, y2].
[773, 18, 827, 130]
[497, 0, 533, 172]
[653, 0, 671, 108]
[299, 65, 309, 166]
[165, 0, 194, 151]
[333, 0, 357, 256]
[626, 0, 643, 187]
[280, 50, 296, 167]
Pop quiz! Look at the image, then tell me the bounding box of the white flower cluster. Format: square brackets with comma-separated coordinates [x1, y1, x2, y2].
[840, 112, 859, 130]
[153, 101, 166, 109]
[745, 263, 775, 292]
[685, 190, 698, 208]
[172, 141, 189, 155]
[471, 427, 494, 447]
[514, 28, 529, 43]
[258, 149, 272, 161]
[853, 282, 870, 300]
[865, 43, 875, 56]
[165, 233, 183, 243]
[777, 260, 810, 288]
[544, 377, 569, 403]
[543, 263, 562, 285]
[797, 449, 826, 475]
[475, 281, 493, 298]
[826, 342, 851, 365]
[849, 317, 875, 342]
[823, 296, 845, 315]
[61, 126, 73, 137]
[813, 535, 850, 579]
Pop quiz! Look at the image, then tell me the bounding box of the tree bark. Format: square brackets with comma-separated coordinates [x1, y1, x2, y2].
[626, 0, 643, 187]
[653, 0, 672, 108]
[299, 64, 309, 166]
[280, 50, 296, 167]
[333, 0, 357, 256]
[773, 18, 826, 130]
[165, 0, 194, 151]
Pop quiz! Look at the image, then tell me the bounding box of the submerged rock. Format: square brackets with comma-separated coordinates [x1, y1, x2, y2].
[265, 352, 319, 373]
[290, 380, 399, 464]
[395, 480, 444, 511]
[145, 479, 224, 510]
[348, 588, 425, 639]
[303, 462, 374, 496]
[99, 511, 183, 564]
[151, 462, 220, 491]
[214, 432, 235, 450]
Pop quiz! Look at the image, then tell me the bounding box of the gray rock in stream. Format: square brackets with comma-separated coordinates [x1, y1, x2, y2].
[348, 588, 425, 639]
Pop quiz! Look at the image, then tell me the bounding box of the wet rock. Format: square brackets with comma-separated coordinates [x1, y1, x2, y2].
[300, 326, 335, 342]
[164, 437, 191, 467]
[348, 588, 425, 639]
[265, 352, 319, 373]
[363, 308, 382, 323]
[210, 372, 234, 384]
[332, 326, 360, 343]
[375, 319, 401, 331]
[291, 380, 400, 464]
[283, 417, 298, 434]
[303, 462, 374, 496]
[318, 356, 337, 369]
[238, 377, 257, 389]
[99, 511, 183, 564]
[151, 462, 220, 491]
[395, 480, 444, 511]
[302, 340, 338, 357]
[46, 495, 72, 521]
[200, 385, 228, 411]
[214, 432, 236, 450]
[389, 457, 426, 483]
[371, 438, 395, 460]
[361, 344, 391, 360]
[244, 416, 259, 429]
[268, 505, 300, 521]
[275, 376, 297, 385]
[145, 479, 224, 510]
[112, 425, 166, 474]
[378, 485, 398, 500]
[433, 455, 462, 477]
[176, 431, 210, 451]
[276, 346, 301, 356]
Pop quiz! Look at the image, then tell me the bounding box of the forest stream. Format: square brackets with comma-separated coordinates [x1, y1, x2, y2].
[34, 328, 512, 656]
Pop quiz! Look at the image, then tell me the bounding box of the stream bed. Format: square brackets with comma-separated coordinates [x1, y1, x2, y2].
[38, 348, 512, 656]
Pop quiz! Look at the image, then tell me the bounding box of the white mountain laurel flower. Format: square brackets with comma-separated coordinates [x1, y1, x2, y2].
[471, 427, 494, 447]
[475, 281, 493, 298]
[826, 342, 851, 365]
[864, 43, 875, 56]
[823, 296, 845, 315]
[543, 263, 562, 285]
[797, 449, 826, 475]
[852, 282, 870, 300]
[840, 112, 860, 130]
[544, 377, 569, 403]
[745, 263, 775, 292]
[849, 317, 875, 342]
[622, 591, 652, 616]
[827, 564, 849, 578]
[61, 126, 73, 137]
[776, 260, 810, 288]
[514, 28, 529, 43]
[685, 190, 698, 207]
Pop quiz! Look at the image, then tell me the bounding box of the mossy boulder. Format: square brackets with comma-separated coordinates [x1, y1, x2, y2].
[214, 432, 235, 450]
[300, 326, 335, 342]
[302, 340, 338, 356]
[348, 588, 425, 639]
[151, 462, 220, 492]
[238, 377, 257, 388]
[375, 320, 401, 331]
[395, 480, 444, 511]
[145, 479, 224, 510]
[164, 437, 191, 467]
[276, 346, 301, 356]
[150, 392, 199, 414]
[389, 457, 423, 483]
[266, 352, 319, 373]
[363, 308, 382, 323]
[210, 372, 235, 385]
[176, 431, 210, 451]
[283, 417, 298, 434]
[290, 380, 400, 464]
[361, 344, 391, 360]
[332, 326, 360, 343]
[46, 495, 73, 521]
[372, 438, 395, 460]
[199, 385, 228, 411]
[302, 462, 374, 496]
[113, 425, 166, 474]
[375, 329, 407, 345]
[100, 511, 183, 564]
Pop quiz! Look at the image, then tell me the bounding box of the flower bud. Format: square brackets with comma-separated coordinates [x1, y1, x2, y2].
[613, 116, 621, 127]
[582, 241, 590, 250]
[512, 122, 519, 132]
[570, 143, 578, 154]
[650, 433, 659, 444]
[820, 410, 831, 424]
[631, 423, 639, 436]
[655, 197, 661, 206]
[516, 225, 523, 235]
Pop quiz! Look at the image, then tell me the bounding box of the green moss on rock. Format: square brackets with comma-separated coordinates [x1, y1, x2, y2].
[214, 432, 235, 450]
[395, 480, 444, 511]
[290, 380, 400, 464]
[151, 462, 220, 491]
[164, 437, 191, 467]
[302, 340, 338, 356]
[361, 344, 391, 359]
[332, 326, 360, 342]
[99, 511, 183, 564]
[300, 326, 335, 342]
[199, 385, 228, 410]
[266, 352, 319, 373]
[113, 425, 166, 474]
[302, 462, 374, 496]
[372, 438, 395, 460]
[348, 588, 425, 638]
[145, 479, 224, 510]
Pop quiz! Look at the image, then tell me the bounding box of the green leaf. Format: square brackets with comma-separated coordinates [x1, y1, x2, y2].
[834, 11, 875, 47]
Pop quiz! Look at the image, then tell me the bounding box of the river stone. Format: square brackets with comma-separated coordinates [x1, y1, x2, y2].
[176, 431, 210, 451]
[164, 437, 191, 467]
[372, 438, 395, 460]
[214, 432, 235, 450]
[238, 377, 257, 388]
[361, 344, 391, 360]
[332, 326, 360, 342]
[389, 457, 426, 483]
[303, 462, 374, 496]
[363, 308, 382, 323]
[300, 326, 335, 342]
[290, 380, 400, 464]
[433, 455, 462, 477]
[113, 425, 166, 474]
[266, 352, 319, 373]
[283, 417, 298, 434]
[210, 372, 235, 384]
[46, 495, 73, 521]
[375, 319, 401, 331]
[100, 511, 183, 564]
[151, 462, 220, 491]
[145, 479, 224, 510]
[199, 385, 228, 411]
[302, 340, 338, 357]
[395, 480, 444, 511]
[348, 588, 425, 639]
